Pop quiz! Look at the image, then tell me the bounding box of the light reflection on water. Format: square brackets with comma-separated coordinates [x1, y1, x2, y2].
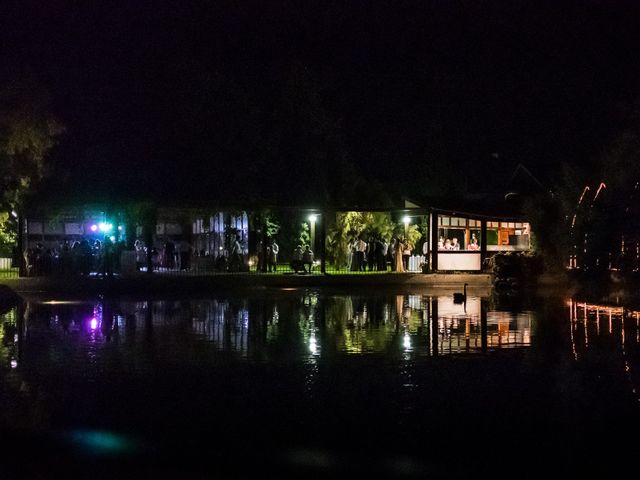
[568, 299, 640, 404]
[0, 293, 536, 373]
[2, 294, 639, 374]
[1, 292, 640, 476]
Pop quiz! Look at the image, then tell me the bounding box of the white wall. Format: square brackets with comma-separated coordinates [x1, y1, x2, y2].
[437, 252, 481, 271]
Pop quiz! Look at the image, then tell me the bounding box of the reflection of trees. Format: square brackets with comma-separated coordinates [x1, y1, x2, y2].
[0, 307, 17, 371]
[324, 296, 401, 354]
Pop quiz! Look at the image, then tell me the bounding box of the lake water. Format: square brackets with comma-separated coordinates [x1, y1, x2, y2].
[0, 288, 638, 478]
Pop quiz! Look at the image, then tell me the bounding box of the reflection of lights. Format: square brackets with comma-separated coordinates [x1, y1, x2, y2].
[566, 300, 626, 317]
[313, 260, 320, 266]
[10, 359, 17, 368]
[41, 300, 85, 305]
[403, 332, 411, 350]
[309, 333, 318, 355]
[90, 318, 98, 330]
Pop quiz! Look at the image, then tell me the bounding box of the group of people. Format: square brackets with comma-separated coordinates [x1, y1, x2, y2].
[291, 244, 314, 273]
[256, 239, 280, 272]
[134, 239, 192, 271]
[348, 236, 418, 272]
[438, 237, 460, 250]
[437, 233, 479, 251]
[24, 238, 122, 276]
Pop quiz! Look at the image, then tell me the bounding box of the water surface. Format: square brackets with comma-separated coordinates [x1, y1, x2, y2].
[0, 289, 638, 478]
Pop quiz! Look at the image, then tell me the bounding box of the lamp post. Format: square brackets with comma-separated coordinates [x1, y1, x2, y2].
[403, 215, 410, 236]
[12, 210, 26, 277]
[308, 214, 318, 251]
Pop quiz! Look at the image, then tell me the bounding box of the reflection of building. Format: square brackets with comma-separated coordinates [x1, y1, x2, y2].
[436, 296, 532, 354]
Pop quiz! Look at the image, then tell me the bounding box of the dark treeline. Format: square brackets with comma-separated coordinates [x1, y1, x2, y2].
[3, 1, 640, 206]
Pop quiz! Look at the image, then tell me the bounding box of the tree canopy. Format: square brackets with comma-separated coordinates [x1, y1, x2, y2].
[0, 79, 63, 253]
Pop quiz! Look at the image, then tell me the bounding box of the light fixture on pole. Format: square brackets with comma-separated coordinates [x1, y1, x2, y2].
[308, 213, 318, 249]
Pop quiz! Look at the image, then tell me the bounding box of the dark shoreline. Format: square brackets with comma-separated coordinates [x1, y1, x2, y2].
[1, 272, 493, 296]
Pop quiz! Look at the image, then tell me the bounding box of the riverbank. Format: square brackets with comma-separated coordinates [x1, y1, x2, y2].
[1, 272, 492, 296]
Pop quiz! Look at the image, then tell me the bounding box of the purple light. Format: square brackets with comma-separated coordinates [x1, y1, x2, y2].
[90, 224, 98, 232]
[90, 318, 98, 330]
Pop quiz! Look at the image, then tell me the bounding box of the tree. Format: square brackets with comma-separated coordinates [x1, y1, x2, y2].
[0, 80, 63, 209]
[0, 79, 63, 256]
[326, 212, 398, 269]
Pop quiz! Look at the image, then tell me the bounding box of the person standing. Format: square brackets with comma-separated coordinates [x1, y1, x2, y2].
[421, 239, 429, 271]
[402, 239, 411, 271]
[468, 234, 479, 251]
[256, 240, 265, 271]
[292, 245, 304, 273]
[230, 234, 242, 271]
[269, 239, 279, 272]
[134, 240, 146, 271]
[388, 237, 396, 271]
[376, 237, 386, 271]
[395, 238, 405, 273]
[348, 239, 357, 271]
[367, 237, 376, 271]
[355, 237, 367, 272]
[302, 245, 314, 273]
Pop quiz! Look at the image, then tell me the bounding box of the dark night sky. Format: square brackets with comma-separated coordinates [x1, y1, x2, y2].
[2, 0, 640, 204]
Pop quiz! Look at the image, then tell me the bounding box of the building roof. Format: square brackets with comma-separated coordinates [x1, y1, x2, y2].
[406, 194, 527, 221]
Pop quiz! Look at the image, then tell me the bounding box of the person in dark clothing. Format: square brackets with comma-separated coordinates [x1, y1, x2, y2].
[302, 245, 314, 273]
